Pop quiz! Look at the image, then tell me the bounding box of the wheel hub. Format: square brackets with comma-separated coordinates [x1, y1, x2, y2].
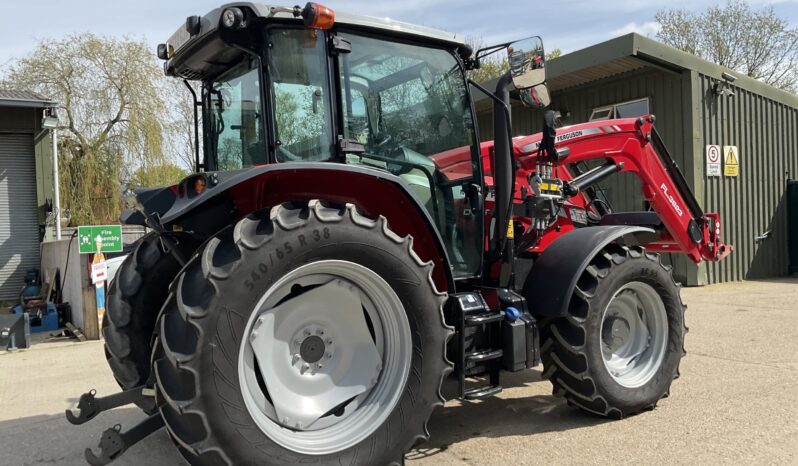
[600, 282, 668, 388]
[602, 315, 631, 352]
[299, 335, 326, 364]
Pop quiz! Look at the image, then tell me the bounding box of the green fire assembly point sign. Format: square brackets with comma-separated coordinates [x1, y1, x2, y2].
[78, 225, 123, 254]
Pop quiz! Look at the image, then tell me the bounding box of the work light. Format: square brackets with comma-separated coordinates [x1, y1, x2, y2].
[222, 7, 244, 29]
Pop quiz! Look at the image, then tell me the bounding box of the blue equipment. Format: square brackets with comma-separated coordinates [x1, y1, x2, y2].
[12, 303, 60, 333]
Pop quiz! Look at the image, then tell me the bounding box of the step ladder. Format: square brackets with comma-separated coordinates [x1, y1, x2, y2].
[453, 293, 503, 400]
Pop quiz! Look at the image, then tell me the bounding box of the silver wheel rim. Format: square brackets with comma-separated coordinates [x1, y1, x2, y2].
[600, 281, 668, 388]
[238, 260, 411, 455]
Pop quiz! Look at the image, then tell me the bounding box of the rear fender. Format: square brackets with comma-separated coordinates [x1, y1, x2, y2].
[123, 163, 454, 292]
[522, 225, 654, 317]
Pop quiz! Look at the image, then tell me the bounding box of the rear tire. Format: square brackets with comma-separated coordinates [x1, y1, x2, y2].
[539, 244, 686, 418]
[103, 233, 182, 413]
[155, 200, 452, 465]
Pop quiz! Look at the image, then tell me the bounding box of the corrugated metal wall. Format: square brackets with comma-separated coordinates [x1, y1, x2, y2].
[699, 75, 798, 282]
[477, 68, 695, 283]
[0, 133, 41, 300]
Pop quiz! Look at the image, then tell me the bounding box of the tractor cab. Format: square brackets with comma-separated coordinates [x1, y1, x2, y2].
[157, 2, 547, 280]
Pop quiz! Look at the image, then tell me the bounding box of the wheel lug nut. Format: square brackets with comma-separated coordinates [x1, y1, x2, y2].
[326, 353, 332, 359]
[301, 363, 310, 374]
[303, 329, 311, 336]
[326, 339, 333, 345]
[292, 354, 300, 365]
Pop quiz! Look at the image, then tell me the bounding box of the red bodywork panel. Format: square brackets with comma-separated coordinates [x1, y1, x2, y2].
[440, 117, 731, 264]
[164, 167, 452, 292]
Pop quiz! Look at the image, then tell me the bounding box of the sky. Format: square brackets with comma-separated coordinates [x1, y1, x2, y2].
[1, 0, 797, 71]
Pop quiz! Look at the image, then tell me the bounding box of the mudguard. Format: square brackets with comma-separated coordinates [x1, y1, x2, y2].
[522, 225, 654, 317]
[121, 162, 455, 292]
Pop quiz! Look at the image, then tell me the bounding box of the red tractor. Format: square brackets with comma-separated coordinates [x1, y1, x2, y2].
[67, 3, 730, 465]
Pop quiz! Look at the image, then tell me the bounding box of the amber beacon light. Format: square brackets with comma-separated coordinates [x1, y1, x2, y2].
[300, 2, 335, 29]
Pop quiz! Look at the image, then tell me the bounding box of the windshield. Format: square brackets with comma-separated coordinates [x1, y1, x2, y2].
[338, 33, 482, 277]
[204, 57, 266, 171]
[339, 34, 475, 161]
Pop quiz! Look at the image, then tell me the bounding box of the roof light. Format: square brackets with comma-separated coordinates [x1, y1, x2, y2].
[221, 7, 245, 29]
[300, 2, 335, 30]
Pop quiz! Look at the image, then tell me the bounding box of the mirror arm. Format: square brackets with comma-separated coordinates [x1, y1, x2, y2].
[475, 41, 514, 61]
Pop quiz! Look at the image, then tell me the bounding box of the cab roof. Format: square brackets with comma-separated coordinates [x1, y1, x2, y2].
[165, 3, 465, 79]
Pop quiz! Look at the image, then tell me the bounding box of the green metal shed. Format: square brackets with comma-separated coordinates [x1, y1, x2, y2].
[476, 33, 798, 285]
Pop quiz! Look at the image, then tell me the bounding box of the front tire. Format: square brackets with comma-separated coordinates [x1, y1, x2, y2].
[539, 244, 686, 418]
[155, 200, 451, 465]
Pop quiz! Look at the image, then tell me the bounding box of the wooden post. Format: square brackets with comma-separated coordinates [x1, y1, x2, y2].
[80, 251, 100, 340]
[82, 285, 99, 340]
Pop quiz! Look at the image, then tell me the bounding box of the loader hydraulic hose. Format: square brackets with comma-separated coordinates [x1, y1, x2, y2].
[493, 71, 515, 286]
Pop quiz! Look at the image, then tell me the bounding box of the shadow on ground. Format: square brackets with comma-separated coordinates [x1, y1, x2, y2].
[2, 369, 606, 465]
[408, 369, 608, 462]
[0, 408, 185, 466]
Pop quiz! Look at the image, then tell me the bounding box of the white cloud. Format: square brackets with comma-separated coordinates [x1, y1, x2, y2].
[611, 21, 660, 38]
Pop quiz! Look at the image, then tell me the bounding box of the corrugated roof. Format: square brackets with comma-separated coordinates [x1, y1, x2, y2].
[0, 89, 56, 108]
[476, 33, 798, 109]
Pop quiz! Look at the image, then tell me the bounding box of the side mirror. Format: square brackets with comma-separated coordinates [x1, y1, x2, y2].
[507, 36, 545, 90]
[519, 84, 551, 109]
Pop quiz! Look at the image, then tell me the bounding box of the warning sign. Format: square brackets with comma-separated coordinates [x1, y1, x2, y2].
[706, 145, 721, 177]
[724, 145, 739, 177]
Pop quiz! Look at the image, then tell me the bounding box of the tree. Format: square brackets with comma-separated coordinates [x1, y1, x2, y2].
[656, 0, 798, 92]
[128, 164, 188, 189]
[1, 33, 176, 225]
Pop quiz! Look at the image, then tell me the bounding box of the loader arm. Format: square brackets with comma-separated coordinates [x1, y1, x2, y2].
[507, 116, 731, 263]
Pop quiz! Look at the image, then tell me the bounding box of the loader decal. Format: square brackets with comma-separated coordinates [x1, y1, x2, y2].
[660, 183, 684, 217]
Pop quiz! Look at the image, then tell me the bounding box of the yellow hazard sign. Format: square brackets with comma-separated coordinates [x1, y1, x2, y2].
[506, 219, 515, 238]
[723, 145, 739, 177]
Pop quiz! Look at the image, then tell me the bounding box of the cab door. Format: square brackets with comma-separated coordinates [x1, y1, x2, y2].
[333, 31, 484, 278]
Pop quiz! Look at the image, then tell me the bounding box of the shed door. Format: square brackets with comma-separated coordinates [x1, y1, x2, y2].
[0, 133, 40, 301]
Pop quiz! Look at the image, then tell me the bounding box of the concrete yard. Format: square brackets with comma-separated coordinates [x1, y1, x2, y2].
[1, 278, 796, 465]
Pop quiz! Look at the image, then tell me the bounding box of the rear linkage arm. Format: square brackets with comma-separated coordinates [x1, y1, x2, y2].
[66, 387, 152, 425]
[66, 387, 164, 466]
[84, 415, 165, 466]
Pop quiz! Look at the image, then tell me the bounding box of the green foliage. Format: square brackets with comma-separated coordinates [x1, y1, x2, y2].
[1, 33, 180, 225]
[273, 88, 302, 145]
[128, 164, 188, 189]
[656, 0, 798, 92]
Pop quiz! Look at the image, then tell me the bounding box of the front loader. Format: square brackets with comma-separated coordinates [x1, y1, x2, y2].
[67, 3, 730, 465]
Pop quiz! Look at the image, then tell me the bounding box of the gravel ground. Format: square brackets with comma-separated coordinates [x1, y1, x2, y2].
[1, 278, 796, 465]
